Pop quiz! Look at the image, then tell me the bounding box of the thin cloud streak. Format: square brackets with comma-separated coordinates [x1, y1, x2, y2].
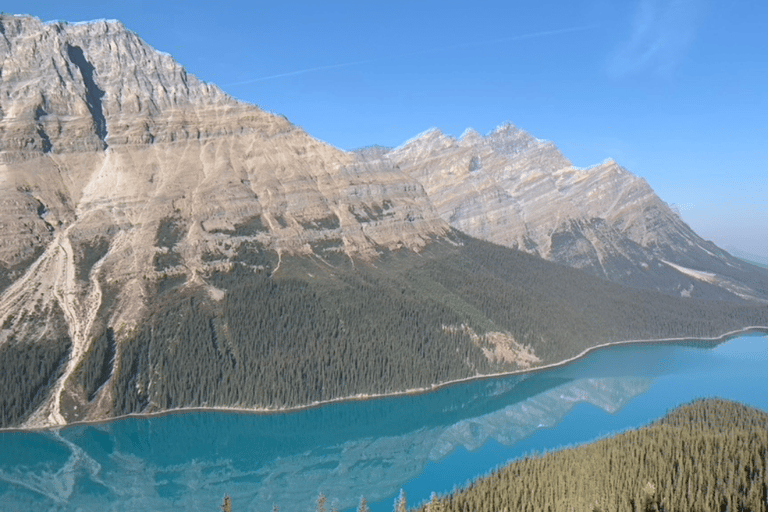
[609, 0, 700, 78]
[226, 24, 598, 86]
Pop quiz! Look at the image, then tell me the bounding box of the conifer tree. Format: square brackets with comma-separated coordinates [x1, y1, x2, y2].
[394, 489, 407, 512]
[426, 492, 443, 512]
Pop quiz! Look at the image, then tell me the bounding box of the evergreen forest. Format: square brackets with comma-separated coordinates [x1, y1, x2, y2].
[0, 303, 71, 426]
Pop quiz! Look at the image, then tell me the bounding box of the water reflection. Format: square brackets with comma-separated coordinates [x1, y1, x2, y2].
[1, 336, 765, 511]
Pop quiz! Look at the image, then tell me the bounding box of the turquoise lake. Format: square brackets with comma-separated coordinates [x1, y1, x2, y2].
[1, 332, 766, 511]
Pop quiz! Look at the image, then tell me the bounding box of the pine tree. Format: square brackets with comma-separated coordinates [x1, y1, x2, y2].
[394, 489, 407, 512]
[426, 492, 443, 512]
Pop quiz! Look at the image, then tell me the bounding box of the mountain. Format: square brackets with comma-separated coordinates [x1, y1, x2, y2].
[385, 126, 768, 302]
[0, 14, 448, 427]
[0, 15, 766, 430]
[0, 15, 446, 287]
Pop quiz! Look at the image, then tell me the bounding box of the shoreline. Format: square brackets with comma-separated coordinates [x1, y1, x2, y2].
[4, 325, 768, 433]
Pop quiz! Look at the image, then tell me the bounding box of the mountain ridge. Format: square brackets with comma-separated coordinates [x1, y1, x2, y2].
[384, 124, 768, 301]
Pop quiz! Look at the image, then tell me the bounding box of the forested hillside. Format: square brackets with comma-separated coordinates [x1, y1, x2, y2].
[0, 303, 71, 427]
[4, 229, 767, 428]
[91, 233, 768, 422]
[420, 233, 768, 361]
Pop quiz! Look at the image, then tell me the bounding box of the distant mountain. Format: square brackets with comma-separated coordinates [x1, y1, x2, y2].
[1, 15, 766, 430]
[727, 247, 768, 268]
[384, 126, 768, 302]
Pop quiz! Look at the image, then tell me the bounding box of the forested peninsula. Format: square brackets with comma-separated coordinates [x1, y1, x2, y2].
[220, 399, 768, 512]
[419, 398, 768, 512]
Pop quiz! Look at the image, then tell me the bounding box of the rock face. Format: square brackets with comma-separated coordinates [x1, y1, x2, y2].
[0, 16, 445, 269]
[386, 126, 768, 301]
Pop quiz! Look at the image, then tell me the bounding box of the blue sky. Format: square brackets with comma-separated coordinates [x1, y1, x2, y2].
[8, 0, 768, 257]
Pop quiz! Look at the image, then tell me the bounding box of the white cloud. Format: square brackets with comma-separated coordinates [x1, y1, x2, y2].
[608, 0, 701, 78]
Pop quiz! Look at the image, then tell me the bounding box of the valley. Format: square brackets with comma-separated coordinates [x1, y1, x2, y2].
[0, 11, 767, 511]
[1, 14, 768, 431]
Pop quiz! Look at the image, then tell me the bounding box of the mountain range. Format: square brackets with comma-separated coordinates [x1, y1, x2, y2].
[1, 14, 766, 430]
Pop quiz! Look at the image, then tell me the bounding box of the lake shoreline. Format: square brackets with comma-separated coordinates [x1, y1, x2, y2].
[5, 325, 768, 433]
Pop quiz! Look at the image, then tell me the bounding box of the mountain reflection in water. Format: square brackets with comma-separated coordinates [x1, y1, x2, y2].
[1, 334, 766, 512]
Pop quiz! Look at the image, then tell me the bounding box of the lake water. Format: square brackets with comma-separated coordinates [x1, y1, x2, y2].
[1, 332, 766, 511]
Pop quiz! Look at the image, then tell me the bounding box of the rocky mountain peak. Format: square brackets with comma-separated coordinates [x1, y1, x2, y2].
[389, 124, 767, 302]
[0, 13, 242, 157]
[484, 122, 556, 160]
[488, 121, 527, 139]
[458, 128, 482, 145]
[397, 127, 453, 150]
